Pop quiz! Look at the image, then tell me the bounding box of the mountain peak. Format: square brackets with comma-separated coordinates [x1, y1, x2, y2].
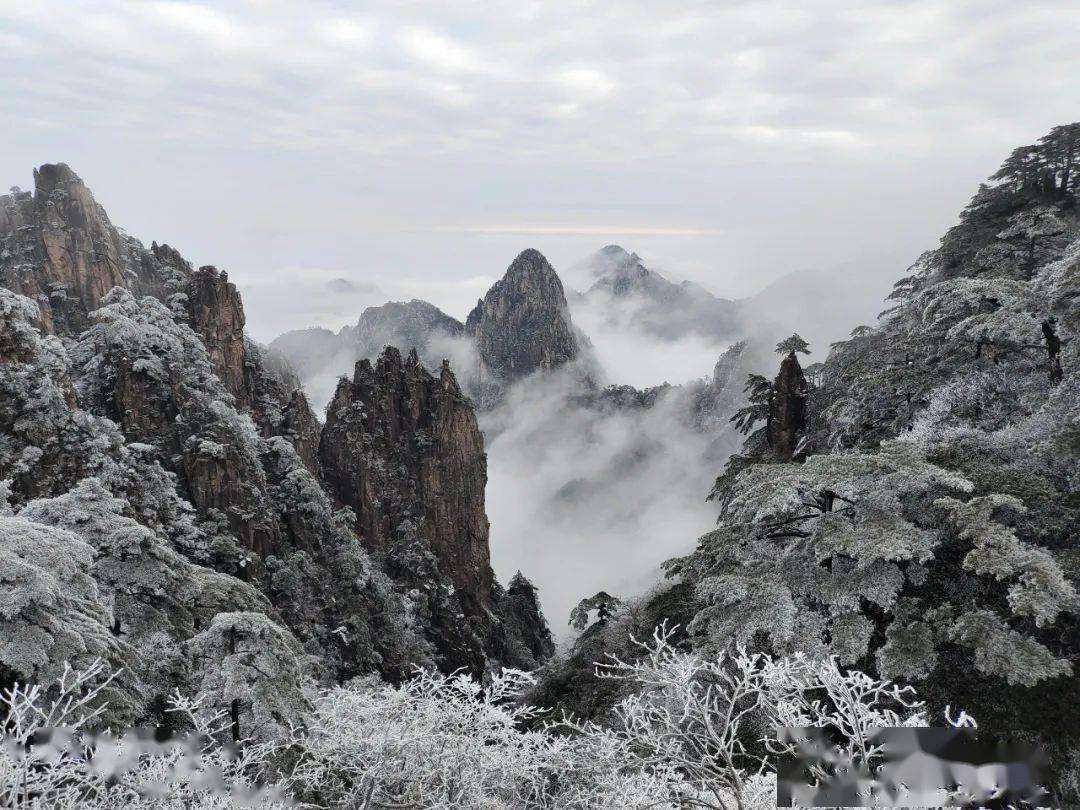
[2, 162, 129, 333]
[504, 248, 563, 284]
[588, 244, 643, 278]
[580, 246, 739, 341]
[33, 162, 83, 195]
[465, 249, 580, 384]
[598, 244, 632, 259]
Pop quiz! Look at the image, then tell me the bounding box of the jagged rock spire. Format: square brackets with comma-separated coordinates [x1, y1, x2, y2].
[319, 346, 492, 612]
[768, 350, 808, 461]
[0, 163, 126, 333]
[186, 266, 249, 405]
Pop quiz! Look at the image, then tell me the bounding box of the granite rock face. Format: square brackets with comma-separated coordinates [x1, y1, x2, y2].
[185, 266, 249, 406]
[0, 164, 127, 333]
[320, 347, 493, 614]
[466, 249, 581, 384]
[280, 388, 323, 475]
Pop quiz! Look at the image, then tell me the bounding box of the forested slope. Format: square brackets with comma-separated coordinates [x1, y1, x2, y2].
[541, 123, 1080, 791]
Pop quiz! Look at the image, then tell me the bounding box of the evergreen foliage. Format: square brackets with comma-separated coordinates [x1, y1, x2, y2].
[774, 333, 811, 355]
[569, 591, 623, 631]
[663, 124, 1080, 782]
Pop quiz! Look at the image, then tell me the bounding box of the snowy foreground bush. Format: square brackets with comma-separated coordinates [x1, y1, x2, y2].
[1, 626, 984, 809]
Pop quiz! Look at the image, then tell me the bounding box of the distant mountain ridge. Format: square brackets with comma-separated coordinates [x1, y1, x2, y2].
[580, 244, 740, 342]
[271, 299, 465, 393]
[273, 249, 595, 409]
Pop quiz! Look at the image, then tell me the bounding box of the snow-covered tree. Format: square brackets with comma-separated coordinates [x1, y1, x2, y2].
[774, 333, 810, 355]
[669, 441, 1076, 688]
[0, 515, 143, 725]
[188, 612, 310, 744]
[569, 591, 623, 631]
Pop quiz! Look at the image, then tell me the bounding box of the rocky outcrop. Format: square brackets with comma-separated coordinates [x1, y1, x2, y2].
[466, 249, 581, 384]
[768, 350, 808, 460]
[186, 266, 249, 406]
[281, 389, 322, 475]
[316, 346, 556, 674]
[495, 573, 555, 669]
[242, 340, 322, 475]
[319, 347, 492, 614]
[319, 349, 548, 673]
[0, 164, 129, 333]
[712, 341, 748, 394]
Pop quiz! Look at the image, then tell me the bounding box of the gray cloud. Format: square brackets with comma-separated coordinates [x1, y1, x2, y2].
[2, 2, 1076, 328]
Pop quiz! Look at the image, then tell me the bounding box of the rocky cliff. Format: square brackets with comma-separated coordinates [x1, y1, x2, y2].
[0, 164, 129, 334]
[318, 347, 541, 673]
[466, 248, 582, 385]
[185, 265, 249, 406]
[320, 348, 492, 613]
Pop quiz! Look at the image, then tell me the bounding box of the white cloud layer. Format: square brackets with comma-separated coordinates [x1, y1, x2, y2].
[482, 365, 725, 639]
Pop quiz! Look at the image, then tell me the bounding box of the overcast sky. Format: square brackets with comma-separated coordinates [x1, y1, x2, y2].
[2, 1, 1077, 340]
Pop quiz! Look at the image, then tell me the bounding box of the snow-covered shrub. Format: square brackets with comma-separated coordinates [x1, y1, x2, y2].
[3, 633, 983, 810]
[289, 668, 561, 807]
[557, 622, 968, 810]
[0, 659, 287, 808]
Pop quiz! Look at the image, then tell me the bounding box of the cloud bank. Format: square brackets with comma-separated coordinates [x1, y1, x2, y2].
[3, 1, 1077, 342]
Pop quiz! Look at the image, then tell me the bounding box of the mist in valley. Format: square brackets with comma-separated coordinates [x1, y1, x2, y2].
[255, 245, 896, 639]
[480, 364, 729, 639]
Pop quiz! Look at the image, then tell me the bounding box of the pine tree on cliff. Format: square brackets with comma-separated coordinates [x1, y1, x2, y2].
[775, 333, 811, 356]
[569, 591, 622, 631]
